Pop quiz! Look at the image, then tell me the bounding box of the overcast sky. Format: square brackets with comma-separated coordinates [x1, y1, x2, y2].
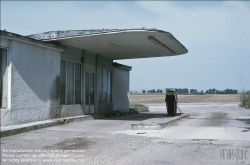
[1, 1, 250, 92]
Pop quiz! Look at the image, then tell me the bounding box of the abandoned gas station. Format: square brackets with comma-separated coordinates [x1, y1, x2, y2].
[0, 28, 188, 127]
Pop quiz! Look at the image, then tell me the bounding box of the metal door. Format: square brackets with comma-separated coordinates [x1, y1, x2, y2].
[85, 72, 95, 114]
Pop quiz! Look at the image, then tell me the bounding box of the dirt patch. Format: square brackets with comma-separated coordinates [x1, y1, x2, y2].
[129, 94, 240, 104]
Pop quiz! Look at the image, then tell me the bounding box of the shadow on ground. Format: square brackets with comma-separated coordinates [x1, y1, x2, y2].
[102, 112, 183, 121]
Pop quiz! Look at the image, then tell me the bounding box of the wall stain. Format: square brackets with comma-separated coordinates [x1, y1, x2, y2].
[50, 76, 61, 118]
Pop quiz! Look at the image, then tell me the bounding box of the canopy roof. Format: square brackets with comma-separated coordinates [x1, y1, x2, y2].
[28, 28, 188, 60]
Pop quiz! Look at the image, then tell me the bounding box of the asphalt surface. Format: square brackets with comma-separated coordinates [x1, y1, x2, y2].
[1, 102, 250, 165]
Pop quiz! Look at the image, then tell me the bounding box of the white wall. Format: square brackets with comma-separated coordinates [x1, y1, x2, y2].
[1, 38, 62, 126]
[0, 36, 131, 126]
[112, 67, 130, 111]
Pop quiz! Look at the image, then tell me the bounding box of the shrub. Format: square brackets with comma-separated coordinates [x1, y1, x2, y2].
[240, 90, 250, 108]
[129, 104, 148, 112]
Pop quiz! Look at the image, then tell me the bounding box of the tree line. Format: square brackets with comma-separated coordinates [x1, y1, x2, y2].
[135, 88, 238, 94]
[142, 89, 163, 93]
[205, 88, 238, 94]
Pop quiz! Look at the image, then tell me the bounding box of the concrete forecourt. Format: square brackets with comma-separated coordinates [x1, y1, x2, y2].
[1, 102, 250, 165]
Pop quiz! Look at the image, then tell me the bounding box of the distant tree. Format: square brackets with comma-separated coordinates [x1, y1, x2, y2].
[177, 88, 189, 94]
[156, 89, 163, 93]
[206, 88, 216, 94]
[157, 89, 163, 93]
[190, 89, 198, 94]
[223, 88, 238, 94]
[216, 89, 224, 94]
[142, 90, 146, 93]
[205, 89, 211, 94]
[205, 88, 238, 94]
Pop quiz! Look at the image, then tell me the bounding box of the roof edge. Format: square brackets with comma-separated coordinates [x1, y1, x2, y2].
[27, 28, 170, 41]
[113, 62, 132, 71]
[0, 30, 64, 52]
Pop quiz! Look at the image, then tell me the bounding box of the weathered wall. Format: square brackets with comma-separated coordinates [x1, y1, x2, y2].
[112, 66, 130, 111]
[0, 36, 131, 126]
[1, 39, 62, 126]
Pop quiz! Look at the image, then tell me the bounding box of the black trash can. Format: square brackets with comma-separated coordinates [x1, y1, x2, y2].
[165, 89, 178, 116]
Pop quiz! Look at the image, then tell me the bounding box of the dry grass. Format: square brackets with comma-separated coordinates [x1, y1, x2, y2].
[129, 94, 241, 104]
[129, 104, 149, 112]
[240, 91, 250, 108]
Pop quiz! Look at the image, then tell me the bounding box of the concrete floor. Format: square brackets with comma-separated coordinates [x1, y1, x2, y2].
[1, 102, 250, 165]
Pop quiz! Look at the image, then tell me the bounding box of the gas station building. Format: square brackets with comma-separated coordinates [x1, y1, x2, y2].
[0, 29, 188, 127]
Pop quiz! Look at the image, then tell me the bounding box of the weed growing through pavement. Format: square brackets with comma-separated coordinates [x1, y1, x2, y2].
[129, 104, 149, 112]
[240, 90, 250, 109]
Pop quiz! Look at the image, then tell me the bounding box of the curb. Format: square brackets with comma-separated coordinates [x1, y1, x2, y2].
[131, 114, 190, 130]
[0, 115, 93, 138]
[0, 110, 138, 138]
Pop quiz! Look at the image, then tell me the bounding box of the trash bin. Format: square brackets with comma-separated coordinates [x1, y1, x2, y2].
[165, 89, 178, 116]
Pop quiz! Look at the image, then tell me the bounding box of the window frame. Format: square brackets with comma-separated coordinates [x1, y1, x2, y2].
[0, 47, 9, 109]
[98, 68, 112, 104]
[60, 59, 82, 105]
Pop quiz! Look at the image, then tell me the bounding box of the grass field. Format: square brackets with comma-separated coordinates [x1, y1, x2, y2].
[129, 94, 240, 104]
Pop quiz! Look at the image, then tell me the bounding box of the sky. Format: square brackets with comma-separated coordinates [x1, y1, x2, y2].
[1, 1, 250, 92]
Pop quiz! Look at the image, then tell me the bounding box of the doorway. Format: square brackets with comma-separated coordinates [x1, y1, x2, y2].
[85, 72, 95, 114]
